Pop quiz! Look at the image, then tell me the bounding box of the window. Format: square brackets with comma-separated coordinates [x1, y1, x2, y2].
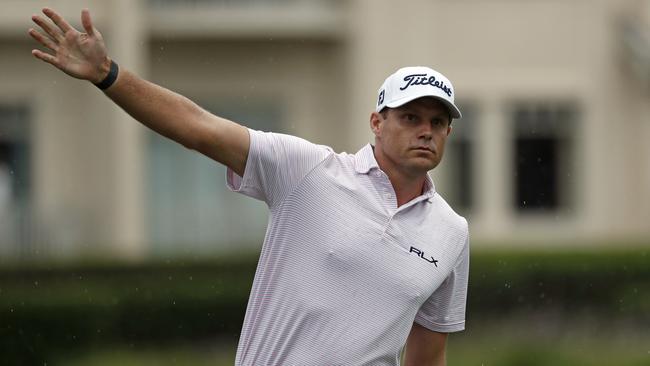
[147, 98, 282, 254]
[435, 102, 476, 214]
[512, 102, 577, 212]
[0, 104, 31, 252]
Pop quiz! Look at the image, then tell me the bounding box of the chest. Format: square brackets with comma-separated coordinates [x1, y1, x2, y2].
[274, 163, 462, 301]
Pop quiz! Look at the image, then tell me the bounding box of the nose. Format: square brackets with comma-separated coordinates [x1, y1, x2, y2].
[418, 123, 433, 141]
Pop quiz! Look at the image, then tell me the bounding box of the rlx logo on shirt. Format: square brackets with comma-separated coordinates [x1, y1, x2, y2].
[409, 246, 439, 267]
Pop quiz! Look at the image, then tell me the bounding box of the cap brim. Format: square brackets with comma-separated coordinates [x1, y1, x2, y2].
[385, 94, 462, 119]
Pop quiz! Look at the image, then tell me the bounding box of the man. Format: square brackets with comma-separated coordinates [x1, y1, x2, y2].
[29, 7, 469, 366]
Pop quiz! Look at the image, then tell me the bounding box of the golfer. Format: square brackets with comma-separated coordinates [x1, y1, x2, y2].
[29, 7, 469, 366]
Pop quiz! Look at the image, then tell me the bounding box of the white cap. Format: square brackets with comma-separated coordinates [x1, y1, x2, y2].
[376, 66, 462, 119]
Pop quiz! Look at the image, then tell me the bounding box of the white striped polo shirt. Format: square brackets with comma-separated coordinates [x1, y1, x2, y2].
[226, 129, 469, 366]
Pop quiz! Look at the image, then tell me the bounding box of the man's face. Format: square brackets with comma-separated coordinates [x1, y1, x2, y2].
[371, 97, 452, 179]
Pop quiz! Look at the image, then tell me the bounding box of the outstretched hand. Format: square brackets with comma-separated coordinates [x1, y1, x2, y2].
[29, 8, 111, 84]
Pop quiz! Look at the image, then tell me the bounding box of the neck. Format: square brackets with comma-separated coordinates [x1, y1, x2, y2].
[373, 147, 428, 207]
[390, 173, 427, 207]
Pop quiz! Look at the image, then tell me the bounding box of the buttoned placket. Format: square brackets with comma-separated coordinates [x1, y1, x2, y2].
[371, 169, 433, 211]
[368, 169, 396, 212]
[355, 144, 436, 247]
[370, 169, 434, 240]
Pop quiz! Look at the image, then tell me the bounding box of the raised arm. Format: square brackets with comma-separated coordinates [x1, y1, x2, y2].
[29, 8, 249, 176]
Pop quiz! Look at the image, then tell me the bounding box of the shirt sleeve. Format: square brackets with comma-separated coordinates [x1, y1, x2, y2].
[414, 226, 470, 333]
[226, 128, 333, 208]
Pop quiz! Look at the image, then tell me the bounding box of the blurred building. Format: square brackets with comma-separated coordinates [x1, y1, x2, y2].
[0, 0, 649, 259]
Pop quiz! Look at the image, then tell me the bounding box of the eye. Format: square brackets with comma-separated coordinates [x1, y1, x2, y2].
[405, 113, 418, 122]
[431, 118, 448, 128]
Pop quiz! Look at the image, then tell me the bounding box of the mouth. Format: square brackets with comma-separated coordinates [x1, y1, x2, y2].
[412, 146, 435, 154]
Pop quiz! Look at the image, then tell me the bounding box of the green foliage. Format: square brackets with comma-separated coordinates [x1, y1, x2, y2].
[0, 256, 255, 365]
[0, 247, 648, 364]
[468, 248, 650, 321]
[58, 343, 237, 366]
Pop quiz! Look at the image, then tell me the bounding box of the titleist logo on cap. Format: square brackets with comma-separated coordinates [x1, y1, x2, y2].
[400, 74, 453, 97]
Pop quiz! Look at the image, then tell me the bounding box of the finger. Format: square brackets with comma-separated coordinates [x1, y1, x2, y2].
[31, 49, 60, 68]
[31, 14, 62, 42]
[28, 28, 58, 52]
[81, 9, 95, 36]
[42, 7, 74, 34]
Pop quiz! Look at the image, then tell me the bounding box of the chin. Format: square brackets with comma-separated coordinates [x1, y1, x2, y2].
[407, 159, 438, 173]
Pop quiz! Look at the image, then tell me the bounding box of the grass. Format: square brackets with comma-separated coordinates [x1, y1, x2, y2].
[54, 324, 650, 366]
[54, 341, 236, 366]
[447, 321, 650, 366]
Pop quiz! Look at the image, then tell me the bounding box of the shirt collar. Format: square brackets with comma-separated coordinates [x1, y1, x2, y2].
[353, 144, 437, 199]
[353, 144, 380, 174]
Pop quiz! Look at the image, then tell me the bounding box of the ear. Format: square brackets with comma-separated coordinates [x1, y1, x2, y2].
[369, 111, 383, 137]
[446, 125, 453, 136]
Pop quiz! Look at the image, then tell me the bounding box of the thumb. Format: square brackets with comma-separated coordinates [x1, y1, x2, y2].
[81, 9, 95, 36]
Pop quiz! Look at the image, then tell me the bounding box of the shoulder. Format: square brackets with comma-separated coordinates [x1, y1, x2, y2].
[247, 129, 336, 170]
[429, 192, 469, 237]
[250, 129, 335, 154]
[427, 193, 470, 268]
[308, 148, 360, 172]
